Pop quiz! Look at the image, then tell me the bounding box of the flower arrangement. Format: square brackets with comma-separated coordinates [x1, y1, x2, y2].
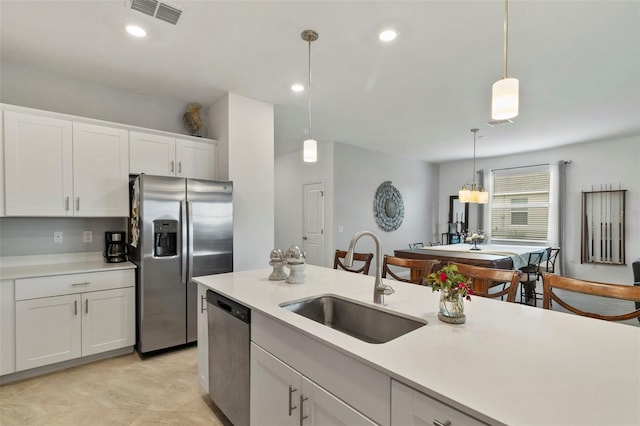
[423, 263, 473, 301]
[464, 231, 485, 244]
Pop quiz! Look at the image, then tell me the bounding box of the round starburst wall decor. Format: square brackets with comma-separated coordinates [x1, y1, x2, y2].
[373, 181, 404, 232]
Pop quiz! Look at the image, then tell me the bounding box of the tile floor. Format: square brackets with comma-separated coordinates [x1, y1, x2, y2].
[0, 346, 231, 425]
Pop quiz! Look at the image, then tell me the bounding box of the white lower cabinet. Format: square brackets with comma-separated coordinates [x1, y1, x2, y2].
[391, 380, 486, 426]
[14, 270, 135, 372]
[196, 283, 209, 393]
[0, 280, 16, 375]
[251, 343, 376, 426]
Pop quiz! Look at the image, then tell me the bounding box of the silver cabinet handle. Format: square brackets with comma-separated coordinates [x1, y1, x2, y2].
[76, 197, 80, 211]
[288, 385, 297, 416]
[200, 295, 206, 314]
[171, 160, 175, 173]
[65, 196, 70, 211]
[85, 299, 89, 314]
[72, 282, 90, 287]
[299, 395, 308, 425]
[74, 300, 78, 316]
[433, 420, 452, 426]
[178, 161, 182, 174]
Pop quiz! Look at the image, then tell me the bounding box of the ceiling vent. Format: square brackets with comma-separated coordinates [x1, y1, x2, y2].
[129, 0, 182, 25]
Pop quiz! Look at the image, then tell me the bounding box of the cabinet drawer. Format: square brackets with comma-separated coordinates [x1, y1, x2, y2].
[15, 270, 134, 300]
[391, 380, 486, 426]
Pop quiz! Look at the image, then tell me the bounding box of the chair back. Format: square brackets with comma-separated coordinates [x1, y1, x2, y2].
[542, 273, 640, 322]
[382, 256, 440, 284]
[520, 250, 544, 282]
[451, 262, 522, 303]
[334, 250, 373, 275]
[540, 248, 560, 274]
[408, 242, 424, 249]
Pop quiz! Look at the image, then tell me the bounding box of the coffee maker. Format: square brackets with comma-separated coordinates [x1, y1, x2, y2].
[105, 231, 127, 263]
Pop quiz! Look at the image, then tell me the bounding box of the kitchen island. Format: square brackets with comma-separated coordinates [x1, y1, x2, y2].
[194, 265, 640, 426]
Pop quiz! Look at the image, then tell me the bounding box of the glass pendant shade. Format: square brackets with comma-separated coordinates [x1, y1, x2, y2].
[492, 77, 519, 120]
[478, 189, 489, 204]
[303, 139, 317, 162]
[459, 186, 471, 203]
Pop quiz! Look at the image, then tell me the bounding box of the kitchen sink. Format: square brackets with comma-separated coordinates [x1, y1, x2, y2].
[279, 295, 427, 344]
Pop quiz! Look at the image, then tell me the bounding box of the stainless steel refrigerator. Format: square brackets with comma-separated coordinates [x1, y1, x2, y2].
[128, 174, 233, 355]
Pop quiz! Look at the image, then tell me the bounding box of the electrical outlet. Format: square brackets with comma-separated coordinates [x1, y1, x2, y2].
[83, 231, 93, 243]
[54, 232, 63, 243]
[338, 225, 344, 233]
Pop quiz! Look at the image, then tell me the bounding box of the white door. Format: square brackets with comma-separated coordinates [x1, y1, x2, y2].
[15, 294, 82, 371]
[301, 376, 376, 426]
[4, 111, 73, 216]
[73, 122, 129, 217]
[251, 343, 300, 426]
[176, 138, 216, 180]
[303, 182, 325, 266]
[81, 287, 135, 356]
[129, 131, 176, 176]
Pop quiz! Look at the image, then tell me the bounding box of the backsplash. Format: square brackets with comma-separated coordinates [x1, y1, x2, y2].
[0, 217, 127, 257]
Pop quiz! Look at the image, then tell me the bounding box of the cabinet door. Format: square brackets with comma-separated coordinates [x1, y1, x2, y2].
[129, 131, 176, 176]
[81, 287, 135, 356]
[15, 294, 81, 371]
[197, 284, 209, 393]
[73, 122, 129, 216]
[4, 111, 73, 216]
[176, 138, 216, 180]
[0, 112, 5, 216]
[0, 280, 15, 375]
[391, 380, 485, 426]
[301, 376, 376, 426]
[251, 343, 300, 426]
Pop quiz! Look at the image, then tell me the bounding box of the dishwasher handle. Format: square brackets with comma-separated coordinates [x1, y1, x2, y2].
[207, 290, 251, 324]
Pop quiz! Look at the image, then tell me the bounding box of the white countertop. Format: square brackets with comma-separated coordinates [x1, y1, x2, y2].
[0, 252, 136, 280]
[194, 265, 640, 426]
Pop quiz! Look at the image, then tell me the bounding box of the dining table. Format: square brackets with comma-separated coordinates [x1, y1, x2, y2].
[394, 243, 550, 284]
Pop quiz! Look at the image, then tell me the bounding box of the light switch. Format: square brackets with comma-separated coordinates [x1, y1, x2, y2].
[54, 232, 63, 243]
[338, 225, 344, 233]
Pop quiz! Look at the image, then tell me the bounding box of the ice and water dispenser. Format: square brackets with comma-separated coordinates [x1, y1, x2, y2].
[153, 220, 178, 257]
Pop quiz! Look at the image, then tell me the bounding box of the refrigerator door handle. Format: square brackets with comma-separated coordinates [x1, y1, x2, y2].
[188, 201, 194, 283]
[181, 200, 188, 285]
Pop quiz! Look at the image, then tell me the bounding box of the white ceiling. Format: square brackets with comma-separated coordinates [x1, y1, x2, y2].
[1, 0, 638, 163]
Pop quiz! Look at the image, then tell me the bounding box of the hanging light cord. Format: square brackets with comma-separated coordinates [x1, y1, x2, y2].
[307, 37, 313, 140]
[471, 129, 479, 185]
[503, 0, 509, 79]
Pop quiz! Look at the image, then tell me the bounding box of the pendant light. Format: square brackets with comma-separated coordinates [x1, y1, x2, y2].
[491, 0, 519, 120]
[459, 129, 488, 204]
[301, 29, 318, 163]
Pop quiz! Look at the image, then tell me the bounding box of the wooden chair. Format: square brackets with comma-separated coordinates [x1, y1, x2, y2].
[542, 273, 640, 322]
[334, 250, 373, 275]
[408, 242, 424, 249]
[451, 262, 522, 303]
[382, 256, 440, 284]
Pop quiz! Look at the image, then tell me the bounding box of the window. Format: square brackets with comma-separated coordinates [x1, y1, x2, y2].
[490, 165, 550, 242]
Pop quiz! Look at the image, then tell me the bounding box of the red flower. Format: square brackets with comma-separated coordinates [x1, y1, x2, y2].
[439, 273, 447, 282]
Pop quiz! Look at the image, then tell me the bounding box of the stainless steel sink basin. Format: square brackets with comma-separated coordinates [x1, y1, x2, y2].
[280, 295, 427, 344]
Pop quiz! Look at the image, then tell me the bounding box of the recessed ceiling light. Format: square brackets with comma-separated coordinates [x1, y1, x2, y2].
[379, 29, 397, 42]
[126, 24, 147, 38]
[291, 84, 305, 92]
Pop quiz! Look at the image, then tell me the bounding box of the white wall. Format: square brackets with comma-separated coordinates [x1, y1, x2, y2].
[275, 142, 334, 267]
[439, 135, 640, 284]
[209, 93, 275, 272]
[333, 143, 439, 267]
[0, 62, 201, 136]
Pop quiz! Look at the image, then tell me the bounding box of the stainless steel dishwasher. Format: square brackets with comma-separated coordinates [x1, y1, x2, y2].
[207, 290, 251, 426]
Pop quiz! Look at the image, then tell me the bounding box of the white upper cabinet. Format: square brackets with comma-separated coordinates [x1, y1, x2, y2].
[4, 111, 74, 216]
[72, 122, 129, 216]
[130, 131, 216, 180]
[3, 111, 129, 217]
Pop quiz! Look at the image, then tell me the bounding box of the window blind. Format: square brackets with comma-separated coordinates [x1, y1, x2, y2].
[491, 165, 550, 241]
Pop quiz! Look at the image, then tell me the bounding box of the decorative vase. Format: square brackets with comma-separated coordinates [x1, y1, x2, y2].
[438, 288, 466, 324]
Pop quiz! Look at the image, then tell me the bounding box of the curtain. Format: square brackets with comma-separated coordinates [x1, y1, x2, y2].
[558, 160, 570, 275]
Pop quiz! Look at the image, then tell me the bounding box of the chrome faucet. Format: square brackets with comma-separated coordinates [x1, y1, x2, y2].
[344, 230, 395, 304]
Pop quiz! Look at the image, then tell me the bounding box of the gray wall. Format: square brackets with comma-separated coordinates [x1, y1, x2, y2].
[0, 62, 205, 137]
[0, 217, 127, 257]
[438, 135, 640, 285]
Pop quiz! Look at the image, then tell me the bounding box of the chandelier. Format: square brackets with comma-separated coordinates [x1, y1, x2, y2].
[459, 129, 488, 204]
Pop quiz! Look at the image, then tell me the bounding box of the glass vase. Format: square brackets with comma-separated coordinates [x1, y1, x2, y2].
[438, 288, 466, 324]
